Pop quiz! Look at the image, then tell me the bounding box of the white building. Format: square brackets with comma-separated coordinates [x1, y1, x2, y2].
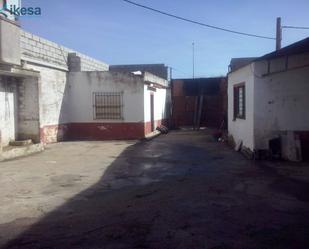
[0, 15, 169, 149]
[228, 37, 309, 161]
[58, 71, 169, 142]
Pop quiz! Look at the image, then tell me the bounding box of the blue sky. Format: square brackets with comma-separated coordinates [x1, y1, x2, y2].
[21, 0, 309, 78]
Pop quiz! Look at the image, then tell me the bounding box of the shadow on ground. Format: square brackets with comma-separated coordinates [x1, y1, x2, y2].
[1, 130, 309, 249]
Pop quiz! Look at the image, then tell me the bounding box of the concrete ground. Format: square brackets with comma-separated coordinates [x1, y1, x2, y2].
[0, 130, 309, 249]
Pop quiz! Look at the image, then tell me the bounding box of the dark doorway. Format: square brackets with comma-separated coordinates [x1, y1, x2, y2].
[298, 132, 309, 161]
[150, 94, 154, 132]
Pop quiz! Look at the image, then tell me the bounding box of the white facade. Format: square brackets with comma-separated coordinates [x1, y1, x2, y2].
[68, 71, 145, 123]
[144, 85, 168, 126]
[228, 64, 255, 150]
[25, 64, 69, 126]
[0, 90, 15, 145]
[68, 71, 168, 127]
[143, 72, 169, 130]
[0, 74, 40, 146]
[228, 51, 309, 159]
[0, 16, 169, 146]
[254, 57, 309, 149]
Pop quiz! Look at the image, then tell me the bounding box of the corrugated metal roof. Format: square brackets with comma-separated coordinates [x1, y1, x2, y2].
[229, 37, 309, 73]
[257, 37, 309, 61]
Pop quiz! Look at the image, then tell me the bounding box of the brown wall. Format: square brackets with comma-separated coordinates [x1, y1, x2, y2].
[171, 77, 227, 129]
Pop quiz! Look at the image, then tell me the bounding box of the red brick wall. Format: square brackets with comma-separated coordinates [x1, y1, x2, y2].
[171, 78, 227, 128]
[172, 80, 185, 96]
[172, 96, 197, 127]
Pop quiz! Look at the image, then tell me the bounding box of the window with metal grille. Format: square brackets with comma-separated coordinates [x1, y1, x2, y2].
[93, 92, 123, 120]
[233, 83, 246, 120]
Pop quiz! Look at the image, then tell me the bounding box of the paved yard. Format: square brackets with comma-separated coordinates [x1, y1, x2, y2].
[0, 130, 309, 249]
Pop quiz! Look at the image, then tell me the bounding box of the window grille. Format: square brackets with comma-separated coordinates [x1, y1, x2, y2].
[233, 83, 246, 120]
[93, 92, 123, 120]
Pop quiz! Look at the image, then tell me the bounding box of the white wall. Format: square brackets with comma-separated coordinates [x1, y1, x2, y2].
[0, 77, 18, 146]
[17, 76, 40, 142]
[0, 90, 16, 146]
[144, 72, 168, 87]
[0, 74, 41, 146]
[228, 64, 255, 150]
[68, 71, 144, 123]
[0, 17, 21, 65]
[144, 85, 167, 124]
[25, 63, 69, 127]
[18, 29, 109, 143]
[254, 55, 309, 149]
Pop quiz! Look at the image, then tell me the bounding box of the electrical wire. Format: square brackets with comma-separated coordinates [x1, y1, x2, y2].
[122, 0, 276, 40]
[170, 66, 188, 77]
[282, 26, 309, 30]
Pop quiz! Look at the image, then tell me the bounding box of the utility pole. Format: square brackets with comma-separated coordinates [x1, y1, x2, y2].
[169, 66, 173, 88]
[276, 17, 282, 50]
[192, 42, 195, 79]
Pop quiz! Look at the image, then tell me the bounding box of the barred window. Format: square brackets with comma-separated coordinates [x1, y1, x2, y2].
[233, 83, 245, 120]
[93, 92, 123, 120]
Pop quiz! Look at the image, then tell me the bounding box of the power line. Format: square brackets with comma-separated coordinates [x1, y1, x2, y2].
[122, 0, 276, 40]
[171, 67, 187, 76]
[282, 25, 309, 30]
[169, 66, 188, 77]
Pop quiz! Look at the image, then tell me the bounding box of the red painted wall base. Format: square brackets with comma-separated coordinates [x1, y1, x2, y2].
[40, 124, 69, 144]
[144, 119, 168, 135]
[67, 123, 145, 141]
[40, 120, 167, 144]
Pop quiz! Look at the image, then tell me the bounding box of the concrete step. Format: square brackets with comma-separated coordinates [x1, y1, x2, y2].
[9, 139, 33, 146]
[0, 143, 44, 162]
[144, 130, 161, 141]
